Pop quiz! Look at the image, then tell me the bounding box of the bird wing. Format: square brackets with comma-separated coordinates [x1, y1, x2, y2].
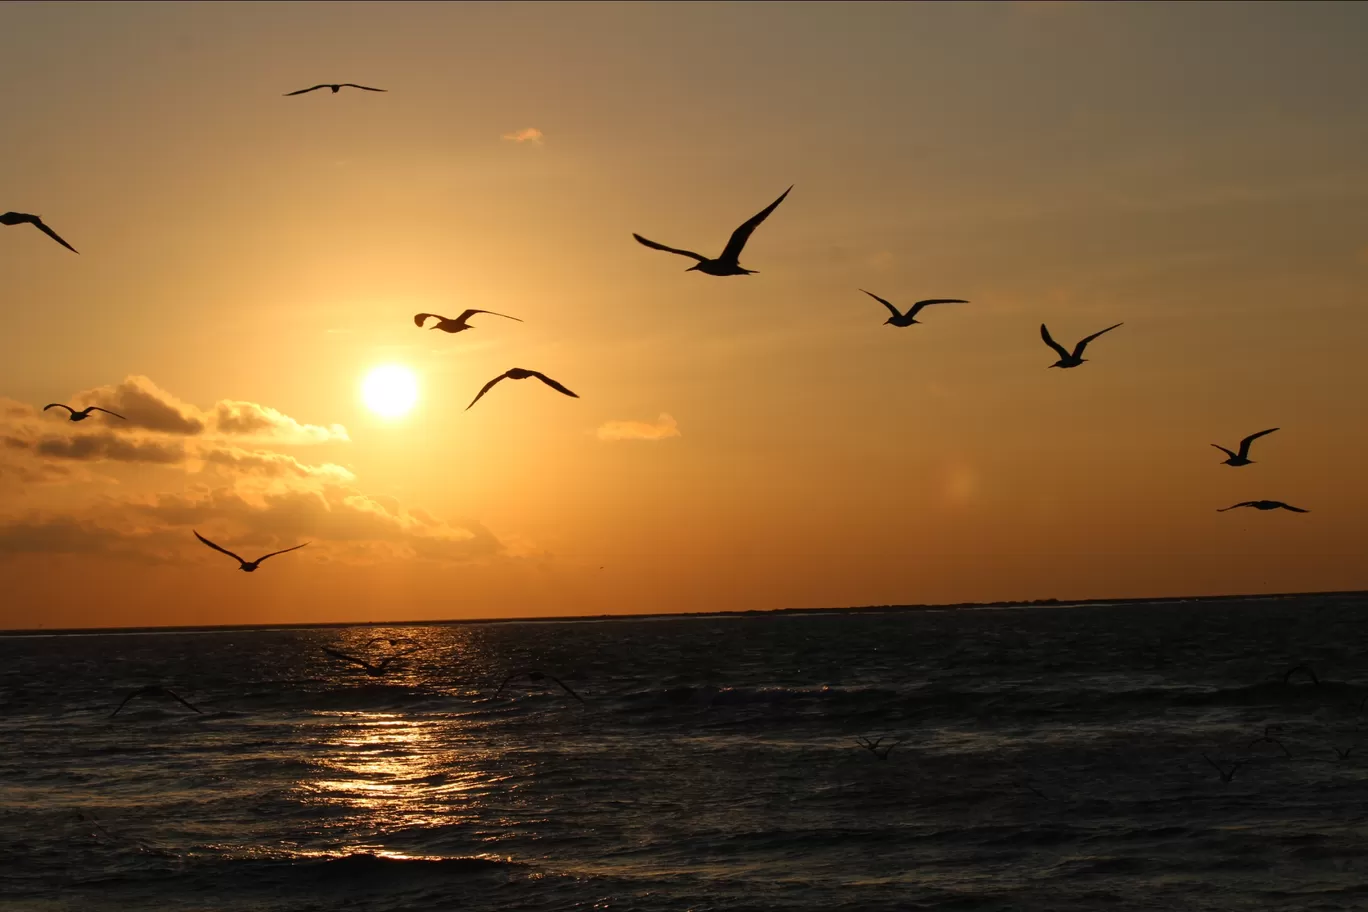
[30, 217, 78, 253]
[43, 403, 75, 415]
[1237, 427, 1279, 458]
[283, 85, 328, 96]
[193, 530, 248, 564]
[376, 646, 423, 671]
[1278, 503, 1309, 513]
[1211, 443, 1238, 459]
[860, 290, 901, 319]
[254, 542, 309, 564]
[1039, 324, 1070, 360]
[163, 688, 203, 714]
[1072, 322, 1124, 358]
[466, 373, 511, 410]
[632, 233, 707, 262]
[720, 185, 792, 264]
[527, 372, 579, 399]
[545, 673, 586, 704]
[341, 84, 387, 92]
[457, 308, 523, 324]
[494, 672, 522, 698]
[414, 313, 445, 327]
[323, 647, 379, 673]
[109, 690, 141, 718]
[906, 298, 968, 319]
[1217, 503, 1255, 512]
[89, 407, 126, 419]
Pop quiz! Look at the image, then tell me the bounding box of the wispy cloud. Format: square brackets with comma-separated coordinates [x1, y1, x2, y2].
[596, 413, 681, 442]
[501, 127, 544, 144]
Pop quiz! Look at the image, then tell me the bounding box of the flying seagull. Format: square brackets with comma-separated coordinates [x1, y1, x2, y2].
[413, 309, 523, 334]
[193, 530, 309, 571]
[860, 290, 967, 327]
[322, 646, 422, 678]
[1217, 501, 1308, 513]
[1, 211, 78, 253]
[633, 185, 792, 276]
[466, 368, 578, 411]
[283, 83, 387, 96]
[1040, 322, 1124, 369]
[110, 686, 203, 718]
[494, 669, 585, 704]
[1212, 428, 1279, 466]
[43, 404, 125, 422]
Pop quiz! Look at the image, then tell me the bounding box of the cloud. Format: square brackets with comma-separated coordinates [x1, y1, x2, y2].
[59, 376, 348, 443]
[501, 127, 544, 144]
[29, 431, 185, 464]
[596, 413, 681, 442]
[198, 446, 356, 483]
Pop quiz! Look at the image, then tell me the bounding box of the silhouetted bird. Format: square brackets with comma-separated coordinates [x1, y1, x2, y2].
[1, 211, 78, 253]
[495, 669, 585, 703]
[322, 646, 421, 678]
[43, 404, 125, 422]
[1217, 501, 1308, 513]
[414, 309, 522, 334]
[633, 185, 792, 276]
[467, 368, 578, 410]
[1202, 753, 1243, 783]
[855, 735, 904, 760]
[110, 686, 202, 718]
[193, 530, 309, 571]
[1247, 725, 1292, 758]
[1040, 322, 1123, 369]
[1212, 428, 1279, 466]
[283, 83, 387, 96]
[860, 290, 967, 327]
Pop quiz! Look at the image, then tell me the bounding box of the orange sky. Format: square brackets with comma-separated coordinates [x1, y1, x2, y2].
[3, 1, 1367, 629]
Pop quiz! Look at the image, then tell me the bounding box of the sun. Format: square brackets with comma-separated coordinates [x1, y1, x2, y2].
[361, 365, 419, 418]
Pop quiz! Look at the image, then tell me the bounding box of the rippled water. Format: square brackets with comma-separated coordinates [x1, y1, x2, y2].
[3, 596, 1368, 911]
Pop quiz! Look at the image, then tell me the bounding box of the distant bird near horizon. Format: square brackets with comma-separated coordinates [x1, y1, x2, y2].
[322, 646, 422, 678]
[495, 669, 585, 704]
[193, 530, 309, 571]
[283, 83, 387, 96]
[109, 686, 202, 718]
[414, 309, 523, 334]
[633, 185, 792, 276]
[1212, 428, 1279, 466]
[43, 404, 125, 422]
[466, 368, 578, 411]
[1041, 322, 1124, 368]
[2, 211, 78, 252]
[860, 290, 967, 327]
[1217, 501, 1309, 513]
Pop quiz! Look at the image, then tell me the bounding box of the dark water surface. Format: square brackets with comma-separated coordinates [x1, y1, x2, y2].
[3, 596, 1367, 911]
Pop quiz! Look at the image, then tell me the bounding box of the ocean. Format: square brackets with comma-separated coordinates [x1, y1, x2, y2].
[2, 596, 1367, 911]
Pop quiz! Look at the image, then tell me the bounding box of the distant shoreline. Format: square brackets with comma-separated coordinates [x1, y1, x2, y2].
[1, 588, 1363, 638]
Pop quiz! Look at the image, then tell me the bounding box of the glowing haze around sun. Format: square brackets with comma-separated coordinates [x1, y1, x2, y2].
[362, 366, 419, 418]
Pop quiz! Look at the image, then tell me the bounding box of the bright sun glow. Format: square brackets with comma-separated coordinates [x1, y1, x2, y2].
[362, 365, 419, 418]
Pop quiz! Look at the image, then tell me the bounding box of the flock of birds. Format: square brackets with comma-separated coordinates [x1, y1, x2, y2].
[8, 83, 1309, 574]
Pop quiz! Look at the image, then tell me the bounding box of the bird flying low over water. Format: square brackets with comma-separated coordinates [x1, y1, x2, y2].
[1217, 501, 1309, 513]
[633, 185, 792, 276]
[1040, 322, 1124, 369]
[44, 404, 125, 422]
[495, 669, 585, 704]
[414, 309, 523, 334]
[860, 290, 967, 327]
[193, 531, 309, 571]
[2, 211, 78, 252]
[109, 686, 203, 718]
[283, 83, 387, 96]
[322, 646, 422, 678]
[1212, 428, 1279, 466]
[466, 368, 579, 411]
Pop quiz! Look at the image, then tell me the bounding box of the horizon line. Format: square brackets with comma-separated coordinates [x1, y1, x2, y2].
[2, 586, 1363, 639]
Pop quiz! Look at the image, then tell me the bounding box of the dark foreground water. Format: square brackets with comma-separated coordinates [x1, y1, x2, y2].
[2, 596, 1367, 912]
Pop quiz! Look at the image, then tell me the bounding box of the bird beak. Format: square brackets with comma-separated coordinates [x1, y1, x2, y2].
[685, 264, 700, 272]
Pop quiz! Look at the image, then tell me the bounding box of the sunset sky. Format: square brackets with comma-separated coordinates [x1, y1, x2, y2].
[3, 1, 1367, 629]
